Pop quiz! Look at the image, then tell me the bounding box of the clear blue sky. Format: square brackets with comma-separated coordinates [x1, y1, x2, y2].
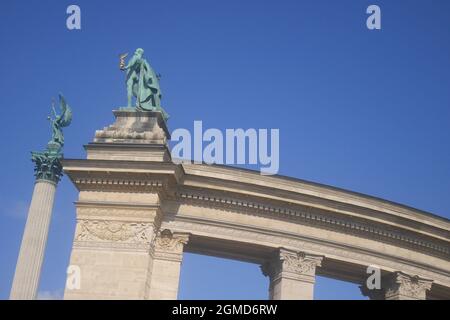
[1, 0, 449, 300]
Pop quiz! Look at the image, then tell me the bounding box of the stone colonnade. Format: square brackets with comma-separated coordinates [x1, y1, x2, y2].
[61, 110, 447, 300]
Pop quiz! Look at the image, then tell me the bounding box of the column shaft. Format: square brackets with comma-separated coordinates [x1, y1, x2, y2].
[10, 180, 57, 300]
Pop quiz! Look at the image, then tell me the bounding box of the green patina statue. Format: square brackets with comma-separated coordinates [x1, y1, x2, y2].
[31, 94, 72, 183]
[120, 48, 169, 120]
[48, 94, 72, 149]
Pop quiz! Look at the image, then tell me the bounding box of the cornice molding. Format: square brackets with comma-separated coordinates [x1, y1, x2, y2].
[73, 177, 165, 192]
[175, 191, 449, 258]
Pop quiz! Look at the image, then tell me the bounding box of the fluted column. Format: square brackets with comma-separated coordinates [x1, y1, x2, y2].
[10, 180, 57, 300]
[10, 140, 64, 300]
[145, 229, 189, 300]
[360, 271, 433, 300]
[261, 248, 323, 300]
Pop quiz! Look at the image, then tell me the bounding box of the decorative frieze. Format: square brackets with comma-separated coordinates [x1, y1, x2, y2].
[74, 219, 153, 250]
[175, 191, 449, 257]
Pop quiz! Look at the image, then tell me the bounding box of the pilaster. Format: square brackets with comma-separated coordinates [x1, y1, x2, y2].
[145, 229, 189, 300]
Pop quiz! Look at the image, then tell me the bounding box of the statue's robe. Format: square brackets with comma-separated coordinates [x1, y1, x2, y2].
[127, 57, 168, 119]
[134, 59, 160, 109]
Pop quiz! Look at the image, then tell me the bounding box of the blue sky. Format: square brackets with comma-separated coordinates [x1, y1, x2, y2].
[1, 0, 449, 300]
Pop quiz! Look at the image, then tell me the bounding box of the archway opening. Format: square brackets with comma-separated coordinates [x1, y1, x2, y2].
[178, 252, 268, 299]
[314, 276, 367, 300]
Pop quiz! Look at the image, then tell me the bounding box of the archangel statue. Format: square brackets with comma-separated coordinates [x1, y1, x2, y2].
[120, 48, 169, 120]
[48, 93, 73, 150]
[31, 93, 72, 183]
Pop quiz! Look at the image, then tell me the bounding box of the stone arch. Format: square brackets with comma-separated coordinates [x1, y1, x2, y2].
[62, 111, 450, 300]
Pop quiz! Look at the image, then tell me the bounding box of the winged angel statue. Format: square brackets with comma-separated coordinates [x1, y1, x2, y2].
[48, 93, 72, 150]
[31, 93, 72, 183]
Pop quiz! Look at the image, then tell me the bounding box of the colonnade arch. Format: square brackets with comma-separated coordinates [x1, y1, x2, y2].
[62, 111, 450, 300]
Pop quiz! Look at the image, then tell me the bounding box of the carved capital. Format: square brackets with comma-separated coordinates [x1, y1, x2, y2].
[153, 229, 189, 261]
[31, 149, 63, 184]
[262, 248, 323, 283]
[384, 272, 433, 300]
[361, 271, 433, 300]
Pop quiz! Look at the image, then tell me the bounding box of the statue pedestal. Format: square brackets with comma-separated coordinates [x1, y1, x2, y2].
[86, 110, 171, 162]
[62, 109, 175, 299]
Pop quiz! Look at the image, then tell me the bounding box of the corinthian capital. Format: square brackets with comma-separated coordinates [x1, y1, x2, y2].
[384, 272, 433, 300]
[261, 248, 323, 282]
[153, 229, 189, 261]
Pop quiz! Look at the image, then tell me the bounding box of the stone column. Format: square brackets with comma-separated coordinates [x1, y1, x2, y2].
[145, 229, 189, 300]
[261, 248, 323, 300]
[360, 271, 433, 300]
[10, 146, 63, 300]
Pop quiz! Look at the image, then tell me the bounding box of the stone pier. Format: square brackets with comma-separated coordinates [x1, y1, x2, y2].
[63, 110, 174, 299]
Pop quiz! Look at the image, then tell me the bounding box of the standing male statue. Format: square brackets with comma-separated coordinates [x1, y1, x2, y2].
[120, 48, 169, 120]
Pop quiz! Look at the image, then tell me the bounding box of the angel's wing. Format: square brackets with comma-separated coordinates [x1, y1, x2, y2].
[58, 93, 72, 128]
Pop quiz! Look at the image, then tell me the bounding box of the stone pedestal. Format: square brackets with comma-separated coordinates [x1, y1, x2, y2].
[63, 110, 179, 299]
[145, 229, 189, 299]
[87, 110, 170, 162]
[64, 198, 163, 299]
[262, 248, 323, 300]
[10, 180, 57, 300]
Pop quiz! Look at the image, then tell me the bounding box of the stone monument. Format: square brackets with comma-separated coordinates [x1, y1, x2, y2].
[63, 49, 174, 299]
[86, 49, 171, 163]
[50, 49, 450, 300]
[10, 94, 72, 300]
